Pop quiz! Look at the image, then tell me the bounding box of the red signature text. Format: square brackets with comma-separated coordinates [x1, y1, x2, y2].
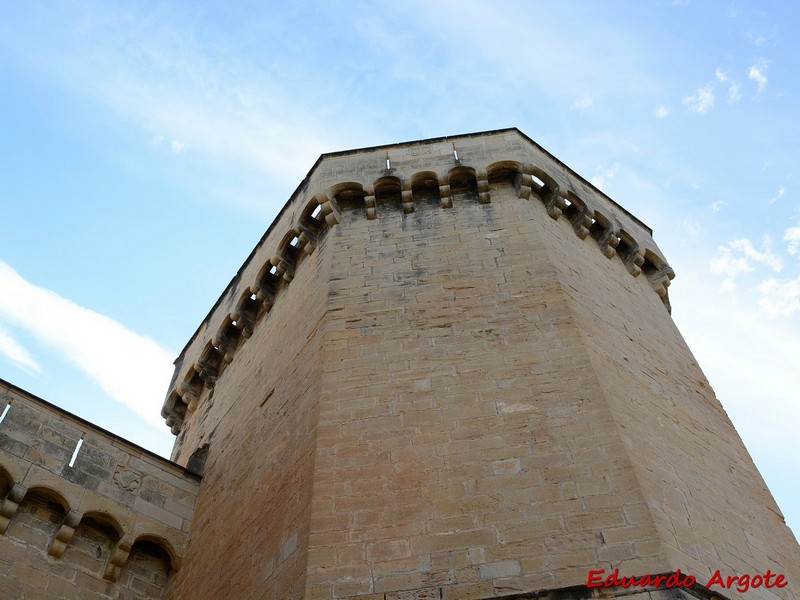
[587, 568, 788, 593]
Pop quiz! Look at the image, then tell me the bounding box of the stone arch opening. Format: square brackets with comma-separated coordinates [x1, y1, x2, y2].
[526, 167, 562, 218]
[374, 176, 402, 210]
[120, 538, 174, 599]
[255, 260, 282, 309]
[588, 211, 616, 255]
[64, 512, 122, 575]
[617, 230, 643, 275]
[411, 171, 441, 207]
[165, 396, 187, 434]
[0, 465, 12, 499]
[562, 192, 586, 223]
[487, 161, 520, 190]
[642, 249, 669, 281]
[448, 166, 479, 202]
[196, 342, 224, 385]
[213, 316, 242, 366]
[299, 200, 328, 247]
[11, 487, 69, 553]
[277, 230, 303, 281]
[527, 167, 559, 198]
[329, 182, 365, 212]
[176, 370, 203, 411]
[235, 289, 261, 337]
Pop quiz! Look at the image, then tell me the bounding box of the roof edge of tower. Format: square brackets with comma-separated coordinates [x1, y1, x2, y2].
[167, 127, 663, 390]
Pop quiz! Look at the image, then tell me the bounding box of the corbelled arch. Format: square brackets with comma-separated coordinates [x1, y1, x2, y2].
[486, 160, 521, 189]
[0, 465, 11, 498]
[562, 191, 594, 239]
[373, 175, 402, 203]
[587, 209, 619, 259]
[327, 181, 366, 213]
[234, 288, 261, 339]
[64, 511, 123, 569]
[195, 341, 224, 388]
[132, 533, 182, 572]
[21, 482, 76, 514]
[297, 198, 330, 252]
[524, 164, 563, 218]
[0, 461, 25, 496]
[410, 170, 441, 209]
[276, 229, 304, 282]
[161, 152, 677, 433]
[617, 229, 645, 276]
[642, 248, 675, 303]
[80, 509, 126, 539]
[212, 315, 243, 367]
[447, 166, 479, 202]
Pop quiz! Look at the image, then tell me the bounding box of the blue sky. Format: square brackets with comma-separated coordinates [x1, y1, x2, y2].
[1, 0, 798, 538]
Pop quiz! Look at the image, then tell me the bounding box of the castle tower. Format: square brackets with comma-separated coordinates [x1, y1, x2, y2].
[160, 129, 799, 600]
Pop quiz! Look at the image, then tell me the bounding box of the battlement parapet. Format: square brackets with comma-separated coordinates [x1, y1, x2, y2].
[161, 128, 675, 436]
[0, 380, 198, 598]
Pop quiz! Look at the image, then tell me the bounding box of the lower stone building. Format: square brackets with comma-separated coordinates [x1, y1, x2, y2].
[1, 129, 798, 600]
[0, 381, 198, 599]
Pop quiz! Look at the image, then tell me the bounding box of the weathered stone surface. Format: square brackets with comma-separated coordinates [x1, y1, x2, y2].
[2, 129, 798, 600]
[160, 130, 798, 600]
[0, 382, 199, 600]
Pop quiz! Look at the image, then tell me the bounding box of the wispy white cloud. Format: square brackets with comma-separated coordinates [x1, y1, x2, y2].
[0, 325, 41, 374]
[727, 4, 743, 18]
[710, 200, 725, 212]
[714, 69, 741, 103]
[710, 236, 782, 291]
[0, 4, 372, 203]
[683, 84, 715, 114]
[768, 185, 785, 203]
[758, 277, 800, 317]
[727, 81, 741, 103]
[719, 71, 741, 103]
[359, 0, 662, 126]
[682, 219, 702, 236]
[590, 163, 620, 190]
[654, 105, 669, 118]
[784, 227, 800, 256]
[669, 268, 800, 527]
[0, 262, 174, 427]
[572, 96, 594, 111]
[748, 59, 769, 93]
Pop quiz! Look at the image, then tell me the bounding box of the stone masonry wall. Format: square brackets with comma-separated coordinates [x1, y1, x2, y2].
[532, 189, 800, 600]
[157, 129, 799, 600]
[166, 230, 331, 600]
[305, 183, 669, 599]
[0, 380, 199, 600]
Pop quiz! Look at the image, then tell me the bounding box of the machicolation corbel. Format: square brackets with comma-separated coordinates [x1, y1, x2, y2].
[103, 535, 133, 582]
[162, 146, 676, 432]
[48, 508, 82, 558]
[0, 482, 27, 534]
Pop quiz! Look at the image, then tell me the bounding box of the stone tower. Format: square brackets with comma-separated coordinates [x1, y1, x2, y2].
[157, 128, 797, 599]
